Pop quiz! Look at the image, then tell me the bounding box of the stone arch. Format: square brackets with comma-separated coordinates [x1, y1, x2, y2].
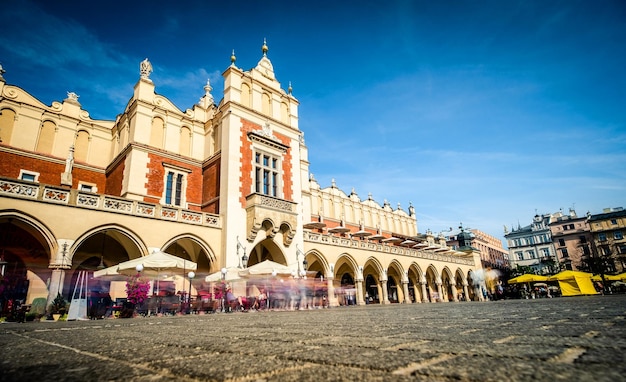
[74, 129, 90, 162]
[424, 264, 440, 302]
[408, 262, 425, 303]
[150, 116, 165, 149]
[71, 224, 146, 268]
[386, 260, 405, 303]
[280, 101, 289, 124]
[440, 266, 455, 302]
[467, 269, 481, 301]
[334, 253, 358, 306]
[36, 119, 56, 154]
[0, 210, 57, 305]
[302, 248, 329, 279]
[161, 234, 216, 276]
[241, 83, 251, 107]
[246, 237, 287, 268]
[362, 256, 385, 304]
[0, 107, 16, 144]
[179, 125, 191, 156]
[454, 268, 468, 301]
[261, 92, 271, 116]
[0, 210, 57, 259]
[278, 221, 295, 246]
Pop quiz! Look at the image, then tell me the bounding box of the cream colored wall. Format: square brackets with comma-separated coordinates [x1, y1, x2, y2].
[308, 178, 417, 236]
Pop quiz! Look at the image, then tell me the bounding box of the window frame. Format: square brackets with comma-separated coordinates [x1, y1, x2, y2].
[19, 169, 40, 183]
[161, 164, 190, 208]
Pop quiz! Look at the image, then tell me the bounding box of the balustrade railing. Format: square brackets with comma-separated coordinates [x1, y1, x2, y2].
[304, 231, 473, 265]
[0, 177, 220, 227]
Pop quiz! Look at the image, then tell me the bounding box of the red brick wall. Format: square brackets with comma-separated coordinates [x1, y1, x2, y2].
[105, 157, 125, 196]
[0, 148, 105, 190]
[202, 157, 220, 214]
[145, 152, 202, 210]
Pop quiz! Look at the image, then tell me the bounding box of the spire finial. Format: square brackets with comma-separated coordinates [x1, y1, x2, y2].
[262, 38, 268, 56]
[288, 81, 292, 95]
[230, 49, 236, 66]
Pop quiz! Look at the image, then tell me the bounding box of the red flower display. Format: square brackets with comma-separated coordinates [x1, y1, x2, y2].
[125, 273, 150, 305]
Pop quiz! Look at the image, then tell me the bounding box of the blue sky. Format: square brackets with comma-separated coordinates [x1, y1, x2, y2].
[1, 1, 625, 243]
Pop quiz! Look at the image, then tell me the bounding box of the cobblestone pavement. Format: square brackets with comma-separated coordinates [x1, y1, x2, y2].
[1, 295, 625, 382]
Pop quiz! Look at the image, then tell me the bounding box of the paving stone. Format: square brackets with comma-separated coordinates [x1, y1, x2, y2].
[1, 295, 625, 381]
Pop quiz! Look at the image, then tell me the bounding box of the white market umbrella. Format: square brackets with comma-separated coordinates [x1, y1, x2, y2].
[205, 267, 241, 282]
[94, 250, 197, 278]
[238, 260, 293, 277]
[93, 250, 197, 295]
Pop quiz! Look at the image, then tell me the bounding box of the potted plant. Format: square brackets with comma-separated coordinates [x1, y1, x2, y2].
[47, 293, 68, 321]
[122, 273, 150, 318]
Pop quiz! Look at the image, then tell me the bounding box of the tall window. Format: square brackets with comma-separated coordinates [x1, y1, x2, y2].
[164, 171, 184, 206]
[615, 231, 624, 240]
[560, 248, 569, 258]
[255, 152, 279, 197]
[541, 248, 550, 257]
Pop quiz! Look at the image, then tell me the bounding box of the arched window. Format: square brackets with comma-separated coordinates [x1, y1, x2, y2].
[241, 83, 251, 107]
[74, 130, 90, 162]
[0, 108, 16, 144]
[280, 102, 289, 124]
[179, 126, 191, 156]
[261, 93, 271, 116]
[36, 120, 56, 154]
[150, 117, 164, 149]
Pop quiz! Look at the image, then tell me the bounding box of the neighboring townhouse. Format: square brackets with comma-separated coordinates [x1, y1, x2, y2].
[443, 226, 510, 272]
[548, 209, 593, 271]
[504, 213, 557, 274]
[588, 207, 626, 274]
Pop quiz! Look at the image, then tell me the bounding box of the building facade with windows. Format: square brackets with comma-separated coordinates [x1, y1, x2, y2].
[588, 207, 626, 274]
[504, 213, 557, 274]
[443, 226, 509, 272]
[548, 209, 592, 271]
[0, 43, 484, 318]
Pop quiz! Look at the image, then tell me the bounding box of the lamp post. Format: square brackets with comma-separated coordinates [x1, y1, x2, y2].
[237, 236, 248, 268]
[187, 271, 195, 314]
[296, 244, 305, 275]
[221, 267, 227, 312]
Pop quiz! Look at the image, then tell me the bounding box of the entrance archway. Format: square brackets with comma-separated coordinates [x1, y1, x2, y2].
[365, 274, 378, 304]
[386, 277, 399, 303]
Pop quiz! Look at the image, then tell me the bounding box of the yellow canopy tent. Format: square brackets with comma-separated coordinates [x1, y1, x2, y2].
[591, 274, 622, 282]
[507, 274, 549, 284]
[548, 271, 598, 296]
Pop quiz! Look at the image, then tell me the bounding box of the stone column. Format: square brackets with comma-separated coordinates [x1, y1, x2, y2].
[326, 276, 338, 307]
[462, 282, 470, 302]
[47, 269, 66, 306]
[420, 281, 429, 303]
[436, 282, 443, 303]
[381, 279, 390, 304]
[412, 284, 421, 303]
[355, 279, 365, 305]
[402, 280, 411, 304]
[450, 278, 458, 302]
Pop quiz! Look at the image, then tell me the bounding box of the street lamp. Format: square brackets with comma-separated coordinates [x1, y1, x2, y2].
[221, 267, 228, 312]
[296, 244, 307, 275]
[187, 271, 195, 314]
[237, 236, 248, 268]
[136, 264, 144, 273]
